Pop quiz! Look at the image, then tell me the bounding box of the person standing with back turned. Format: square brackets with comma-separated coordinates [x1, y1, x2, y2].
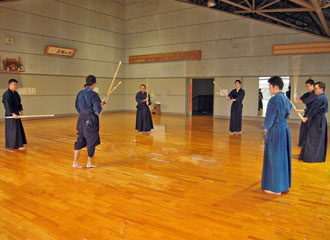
[262, 76, 292, 195]
[73, 75, 106, 168]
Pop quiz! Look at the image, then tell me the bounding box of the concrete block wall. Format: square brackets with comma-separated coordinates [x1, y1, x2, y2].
[0, 0, 329, 119]
[0, 0, 125, 117]
[124, 0, 330, 118]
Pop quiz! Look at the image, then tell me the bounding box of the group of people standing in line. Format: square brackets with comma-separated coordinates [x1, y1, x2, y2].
[1, 75, 328, 195]
[228, 77, 328, 195]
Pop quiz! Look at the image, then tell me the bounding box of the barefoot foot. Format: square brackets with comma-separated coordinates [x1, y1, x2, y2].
[264, 190, 281, 196]
[86, 163, 97, 168]
[72, 163, 83, 168]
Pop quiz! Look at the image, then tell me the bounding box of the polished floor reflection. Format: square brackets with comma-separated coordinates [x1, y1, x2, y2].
[0, 112, 329, 240]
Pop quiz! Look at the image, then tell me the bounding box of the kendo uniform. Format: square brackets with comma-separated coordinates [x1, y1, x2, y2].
[135, 91, 153, 132]
[262, 92, 292, 193]
[228, 88, 245, 132]
[74, 87, 102, 157]
[299, 93, 328, 163]
[2, 89, 27, 149]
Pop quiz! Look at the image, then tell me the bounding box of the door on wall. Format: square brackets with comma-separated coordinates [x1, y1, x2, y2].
[192, 79, 214, 116]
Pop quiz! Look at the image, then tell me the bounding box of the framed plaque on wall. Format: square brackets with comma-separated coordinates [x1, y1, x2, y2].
[44, 46, 76, 57]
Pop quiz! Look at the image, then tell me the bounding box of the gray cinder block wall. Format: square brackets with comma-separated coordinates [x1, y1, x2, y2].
[0, 0, 329, 119]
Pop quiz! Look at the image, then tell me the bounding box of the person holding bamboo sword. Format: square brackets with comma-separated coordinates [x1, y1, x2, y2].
[2, 79, 27, 150]
[293, 79, 317, 146]
[228, 80, 245, 135]
[299, 82, 328, 163]
[213, 80, 244, 135]
[73, 75, 106, 168]
[73, 61, 121, 168]
[135, 82, 153, 133]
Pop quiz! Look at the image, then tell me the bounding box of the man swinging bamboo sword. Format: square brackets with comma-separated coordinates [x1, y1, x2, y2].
[73, 62, 122, 168]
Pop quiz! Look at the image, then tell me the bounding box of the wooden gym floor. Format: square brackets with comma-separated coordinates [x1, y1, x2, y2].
[0, 112, 329, 240]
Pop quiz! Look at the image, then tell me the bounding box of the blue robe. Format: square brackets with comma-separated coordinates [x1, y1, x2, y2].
[299, 93, 328, 163]
[135, 91, 153, 132]
[74, 87, 102, 157]
[262, 92, 292, 193]
[228, 88, 245, 132]
[298, 91, 317, 146]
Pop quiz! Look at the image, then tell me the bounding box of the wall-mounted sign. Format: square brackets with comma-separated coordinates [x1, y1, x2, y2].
[44, 45, 76, 57]
[273, 42, 330, 55]
[129, 50, 201, 64]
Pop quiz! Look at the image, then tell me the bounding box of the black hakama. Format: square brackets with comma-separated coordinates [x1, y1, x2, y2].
[2, 88, 27, 149]
[5, 118, 27, 149]
[74, 112, 100, 158]
[258, 99, 263, 111]
[228, 88, 245, 132]
[298, 123, 307, 147]
[299, 93, 328, 163]
[136, 103, 154, 132]
[230, 102, 243, 132]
